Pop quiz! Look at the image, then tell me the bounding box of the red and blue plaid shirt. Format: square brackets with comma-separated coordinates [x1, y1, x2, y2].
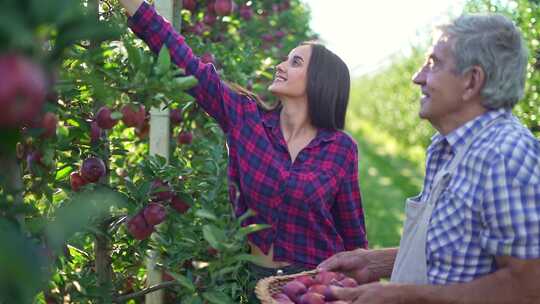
[128, 2, 367, 267]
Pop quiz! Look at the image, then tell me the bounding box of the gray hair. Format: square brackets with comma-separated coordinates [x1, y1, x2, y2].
[438, 14, 528, 109]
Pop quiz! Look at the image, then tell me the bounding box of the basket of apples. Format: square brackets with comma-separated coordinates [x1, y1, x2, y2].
[255, 269, 358, 304]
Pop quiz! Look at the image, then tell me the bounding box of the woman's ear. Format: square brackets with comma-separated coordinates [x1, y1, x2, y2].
[462, 65, 486, 101]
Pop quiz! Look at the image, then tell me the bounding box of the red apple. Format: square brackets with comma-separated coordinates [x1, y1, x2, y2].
[315, 271, 343, 285]
[0, 54, 47, 128]
[127, 213, 154, 240]
[80, 157, 106, 183]
[170, 108, 183, 125]
[279, 1, 291, 11]
[96, 106, 118, 129]
[273, 293, 294, 304]
[261, 33, 274, 42]
[214, 0, 233, 16]
[121, 104, 146, 128]
[143, 202, 167, 226]
[207, 247, 219, 257]
[170, 195, 191, 214]
[275, 30, 286, 39]
[338, 277, 358, 288]
[203, 13, 217, 26]
[307, 284, 326, 295]
[298, 292, 325, 304]
[182, 0, 196, 11]
[150, 179, 174, 202]
[200, 53, 215, 65]
[282, 280, 307, 302]
[135, 119, 149, 140]
[162, 271, 175, 282]
[26, 150, 43, 173]
[40, 112, 58, 138]
[90, 121, 101, 143]
[207, 0, 216, 14]
[177, 131, 193, 145]
[296, 275, 317, 288]
[70, 171, 88, 192]
[239, 5, 253, 20]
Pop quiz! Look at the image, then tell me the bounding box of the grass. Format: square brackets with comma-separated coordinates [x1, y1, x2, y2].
[346, 114, 426, 249]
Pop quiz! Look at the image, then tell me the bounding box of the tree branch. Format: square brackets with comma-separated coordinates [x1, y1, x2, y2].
[113, 281, 179, 303]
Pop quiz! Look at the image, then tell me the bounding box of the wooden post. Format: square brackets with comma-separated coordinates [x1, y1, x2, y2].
[146, 1, 182, 303]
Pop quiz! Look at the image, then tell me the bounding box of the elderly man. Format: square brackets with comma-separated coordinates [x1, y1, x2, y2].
[318, 13, 540, 304]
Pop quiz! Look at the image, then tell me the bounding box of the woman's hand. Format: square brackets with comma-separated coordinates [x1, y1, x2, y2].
[118, 0, 144, 16]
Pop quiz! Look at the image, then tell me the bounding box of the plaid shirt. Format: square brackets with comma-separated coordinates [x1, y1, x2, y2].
[421, 108, 540, 284]
[128, 2, 367, 267]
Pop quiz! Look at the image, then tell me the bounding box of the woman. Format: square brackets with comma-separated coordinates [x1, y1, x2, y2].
[119, 0, 367, 279]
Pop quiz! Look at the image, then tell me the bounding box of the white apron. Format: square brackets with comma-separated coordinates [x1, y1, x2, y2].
[390, 118, 502, 284]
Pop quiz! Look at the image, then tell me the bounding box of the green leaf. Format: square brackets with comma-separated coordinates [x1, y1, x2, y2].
[55, 166, 73, 181]
[233, 254, 261, 264]
[195, 209, 217, 221]
[168, 272, 195, 292]
[202, 291, 233, 304]
[202, 225, 225, 249]
[173, 76, 198, 90]
[236, 223, 271, 239]
[124, 41, 142, 69]
[156, 46, 171, 75]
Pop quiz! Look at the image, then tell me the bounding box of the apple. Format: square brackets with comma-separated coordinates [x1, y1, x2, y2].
[96, 106, 118, 129]
[282, 280, 307, 302]
[80, 157, 106, 183]
[170, 108, 183, 125]
[26, 150, 43, 173]
[170, 195, 191, 214]
[279, 1, 291, 11]
[150, 179, 174, 202]
[162, 271, 175, 282]
[182, 0, 196, 11]
[177, 131, 193, 145]
[338, 277, 358, 288]
[127, 213, 154, 240]
[121, 104, 146, 128]
[70, 171, 88, 192]
[214, 0, 233, 16]
[203, 13, 217, 26]
[207, 0, 216, 15]
[0, 54, 47, 128]
[135, 119, 149, 140]
[272, 293, 294, 304]
[90, 121, 101, 144]
[200, 52, 215, 65]
[275, 30, 286, 39]
[40, 112, 58, 138]
[298, 292, 325, 304]
[239, 5, 253, 20]
[307, 284, 326, 295]
[207, 247, 219, 257]
[296, 275, 317, 288]
[143, 202, 167, 225]
[315, 271, 343, 285]
[261, 33, 274, 42]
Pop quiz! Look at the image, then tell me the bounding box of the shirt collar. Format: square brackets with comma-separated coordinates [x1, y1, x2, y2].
[439, 108, 511, 152]
[261, 108, 338, 144]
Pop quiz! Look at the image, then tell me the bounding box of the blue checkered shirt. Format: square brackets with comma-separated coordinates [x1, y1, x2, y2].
[420, 108, 540, 284]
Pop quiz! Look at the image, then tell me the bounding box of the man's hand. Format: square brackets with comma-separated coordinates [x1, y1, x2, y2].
[118, 0, 144, 16]
[317, 248, 397, 285]
[330, 282, 402, 304]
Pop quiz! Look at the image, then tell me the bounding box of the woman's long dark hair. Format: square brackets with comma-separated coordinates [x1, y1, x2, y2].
[303, 41, 350, 130]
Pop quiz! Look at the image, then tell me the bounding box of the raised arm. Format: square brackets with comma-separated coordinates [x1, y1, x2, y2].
[118, 0, 144, 16]
[119, 0, 248, 132]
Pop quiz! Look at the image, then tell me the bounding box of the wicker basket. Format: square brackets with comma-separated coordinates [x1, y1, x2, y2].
[254, 269, 318, 304]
